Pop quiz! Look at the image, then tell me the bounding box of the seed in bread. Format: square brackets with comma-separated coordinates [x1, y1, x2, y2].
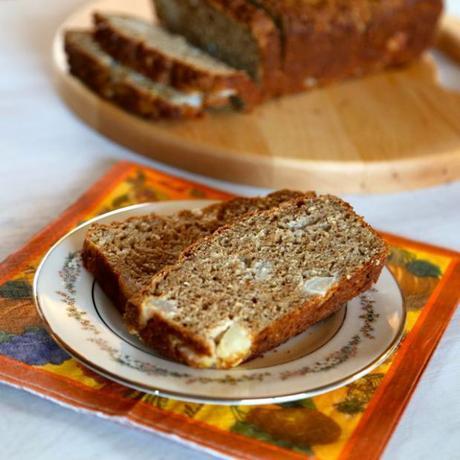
[126, 194, 388, 369]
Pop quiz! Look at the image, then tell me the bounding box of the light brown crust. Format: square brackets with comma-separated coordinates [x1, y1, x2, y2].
[64, 30, 203, 119]
[82, 238, 134, 314]
[126, 194, 388, 368]
[92, 12, 260, 110]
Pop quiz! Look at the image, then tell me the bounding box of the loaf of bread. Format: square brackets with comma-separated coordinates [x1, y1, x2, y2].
[82, 190, 303, 313]
[126, 193, 388, 368]
[155, 0, 443, 96]
[93, 12, 260, 110]
[64, 30, 205, 118]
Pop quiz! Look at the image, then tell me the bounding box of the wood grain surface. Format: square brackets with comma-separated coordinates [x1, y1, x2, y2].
[53, 0, 460, 193]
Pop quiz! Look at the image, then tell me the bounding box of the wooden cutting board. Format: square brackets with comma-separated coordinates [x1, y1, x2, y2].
[53, 0, 460, 193]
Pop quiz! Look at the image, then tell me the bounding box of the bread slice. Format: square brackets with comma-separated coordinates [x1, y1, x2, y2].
[64, 30, 204, 119]
[153, 0, 282, 96]
[82, 190, 303, 314]
[126, 194, 388, 368]
[93, 12, 260, 110]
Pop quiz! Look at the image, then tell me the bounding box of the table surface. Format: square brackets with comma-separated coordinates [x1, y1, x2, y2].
[1, 1, 459, 459]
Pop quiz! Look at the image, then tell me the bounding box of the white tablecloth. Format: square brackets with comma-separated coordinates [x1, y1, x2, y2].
[1, 1, 459, 459]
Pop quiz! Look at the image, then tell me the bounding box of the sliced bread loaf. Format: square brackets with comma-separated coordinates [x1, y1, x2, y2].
[82, 190, 303, 314]
[126, 194, 387, 368]
[154, 0, 442, 97]
[154, 0, 282, 95]
[93, 12, 260, 110]
[64, 30, 205, 119]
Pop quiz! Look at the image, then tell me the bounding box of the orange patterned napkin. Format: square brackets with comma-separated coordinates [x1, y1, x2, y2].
[0, 162, 459, 460]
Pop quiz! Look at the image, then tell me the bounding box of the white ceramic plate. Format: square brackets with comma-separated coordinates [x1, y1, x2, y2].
[34, 200, 405, 405]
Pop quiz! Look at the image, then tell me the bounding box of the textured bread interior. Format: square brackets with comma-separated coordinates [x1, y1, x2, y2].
[83, 190, 303, 311]
[154, 0, 262, 79]
[135, 194, 387, 368]
[65, 30, 204, 108]
[95, 13, 238, 75]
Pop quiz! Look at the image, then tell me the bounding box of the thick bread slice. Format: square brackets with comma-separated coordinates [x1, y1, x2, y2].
[93, 12, 260, 110]
[153, 0, 282, 96]
[82, 190, 304, 314]
[64, 30, 204, 119]
[126, 194, 388, 368]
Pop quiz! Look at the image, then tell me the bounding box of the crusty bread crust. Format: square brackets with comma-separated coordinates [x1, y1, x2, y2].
[64, 30, 203, 119]
[126, 194, 388, 368]
[82, 238, 133, 314]
[93, 13, 260, 110]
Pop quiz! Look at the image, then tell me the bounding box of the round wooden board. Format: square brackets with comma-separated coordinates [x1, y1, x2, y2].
[53, 0, 460, 193]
